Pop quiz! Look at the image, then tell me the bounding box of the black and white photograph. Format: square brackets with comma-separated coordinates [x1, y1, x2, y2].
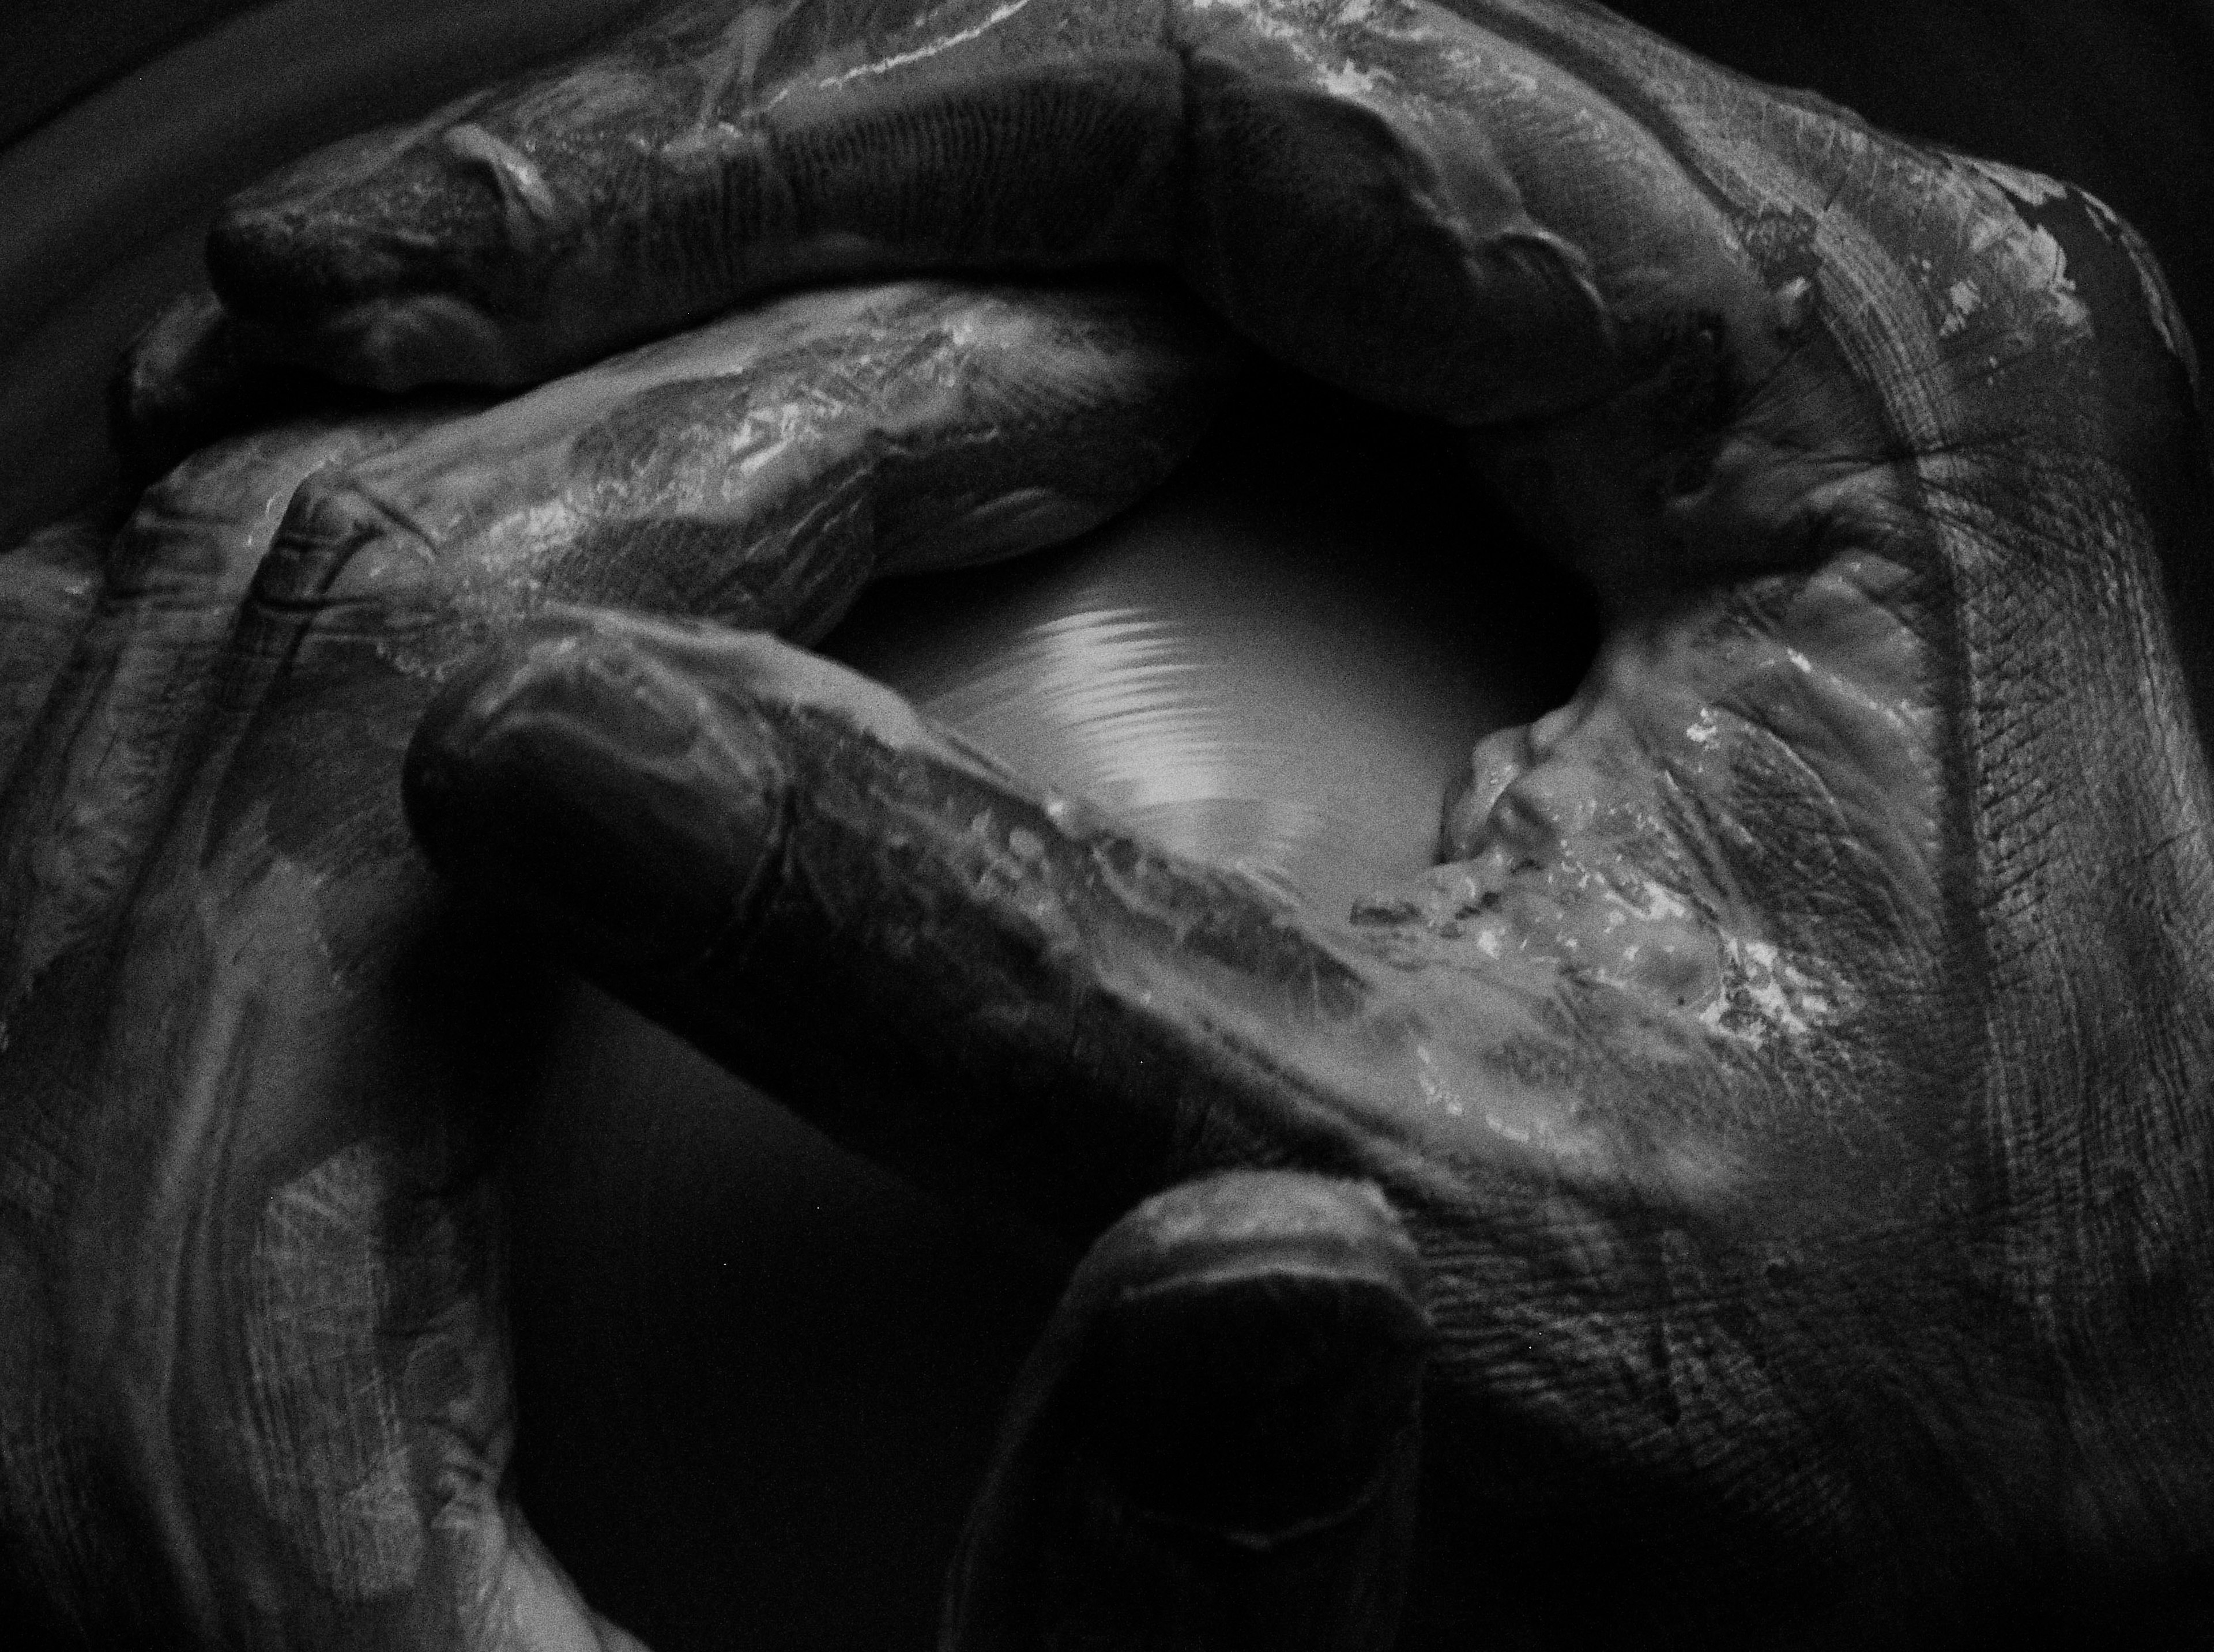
[2, 1, 2212, 1646]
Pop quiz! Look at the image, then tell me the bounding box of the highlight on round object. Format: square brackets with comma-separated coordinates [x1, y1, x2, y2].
[509, 371, 1597, 1650]
[0, 8, 1597, 1643]
[826, 374, 1592, 925]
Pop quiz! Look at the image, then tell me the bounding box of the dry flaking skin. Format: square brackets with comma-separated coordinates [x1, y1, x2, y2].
[0, 278, 1231, 1649]
[8, 0, 2214, 1646]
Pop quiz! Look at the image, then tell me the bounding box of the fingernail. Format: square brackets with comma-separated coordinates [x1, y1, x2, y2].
[405, 627, 789, 973]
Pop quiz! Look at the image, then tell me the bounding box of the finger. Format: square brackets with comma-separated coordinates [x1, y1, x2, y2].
[404, 613, 1380, 1227]
[0, 413, 434, 1006]
[396, 601, 1878, 1237]
[0, 455, 669, 1652]
[108, 288, 374, 486]
[206, 0, 1778, 418]
[401, 610, 1649, 1236]
[496, 1506, 657, 1652]
[249, 278, 1233, 651]
[0, 508, 112, 793]
[124, 277, 1232, 578]
[944, 1171, 1429, 1652]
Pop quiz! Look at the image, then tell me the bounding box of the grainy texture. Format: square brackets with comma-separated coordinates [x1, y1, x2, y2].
[0, 278, 1229, 1649]
[7, 0, 2213, 1646]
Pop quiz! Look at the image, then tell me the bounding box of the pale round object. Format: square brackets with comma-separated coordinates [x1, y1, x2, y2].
[825, 421, 1546, 921]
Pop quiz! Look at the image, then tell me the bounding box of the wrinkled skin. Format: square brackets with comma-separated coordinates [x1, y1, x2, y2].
[0, 277, 1230, 1647]
[8, 0, 2214, 1647]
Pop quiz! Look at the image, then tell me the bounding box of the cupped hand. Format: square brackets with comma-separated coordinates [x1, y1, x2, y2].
[13, 0, 2214, 1646]
[0, 274, 1232, 1649]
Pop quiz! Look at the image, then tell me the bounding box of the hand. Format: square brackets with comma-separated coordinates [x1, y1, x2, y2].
[15, 0, 2214, 1646]
[0, 274, 1232, 1648]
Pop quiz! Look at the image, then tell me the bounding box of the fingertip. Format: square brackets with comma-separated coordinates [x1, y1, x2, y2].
[1069, 1172, 1430, 1548]
[205, 193, 386, 341]
[208, 133, 535, 389]
[948, 1173, 1430, 1652]
[404, 621, 789, 976]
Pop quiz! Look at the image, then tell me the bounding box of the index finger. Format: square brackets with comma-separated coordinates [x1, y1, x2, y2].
[208, 0, 1780, 417]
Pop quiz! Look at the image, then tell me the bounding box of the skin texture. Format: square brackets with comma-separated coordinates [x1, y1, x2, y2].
[0, 278, 1229, 1648]
[5, 0, 2213, 1646]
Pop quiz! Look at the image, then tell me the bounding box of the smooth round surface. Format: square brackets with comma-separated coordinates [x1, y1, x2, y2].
[827, 433, 1537, 922]
[507, 382, 1592, 1649]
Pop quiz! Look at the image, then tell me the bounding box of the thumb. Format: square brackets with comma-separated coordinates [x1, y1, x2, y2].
[945, 1171, 1430, 1652]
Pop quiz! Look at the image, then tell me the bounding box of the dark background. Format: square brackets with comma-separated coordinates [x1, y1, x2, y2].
[2, 2, 2211, 1647]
